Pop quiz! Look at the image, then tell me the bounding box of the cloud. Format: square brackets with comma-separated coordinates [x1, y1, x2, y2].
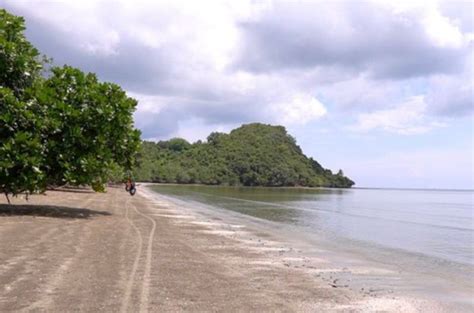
[421, 5, 465, 48]
[349, 96, 446, 135]
[3, 0, 472, 141]
[439, 0, 474, 33]
[425, 61, 474, 117]
[234, 1, 470, 79]
[273, 94, 327, 125]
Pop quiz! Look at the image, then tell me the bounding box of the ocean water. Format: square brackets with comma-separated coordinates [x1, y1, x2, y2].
[148, 185, 474, 266]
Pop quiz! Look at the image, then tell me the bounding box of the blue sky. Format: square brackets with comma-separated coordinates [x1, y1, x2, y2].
[3, 0, 473, 189]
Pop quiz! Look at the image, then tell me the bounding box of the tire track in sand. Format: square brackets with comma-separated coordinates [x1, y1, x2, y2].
[120, 197, 143, 313]
[133, 202, 157, 313]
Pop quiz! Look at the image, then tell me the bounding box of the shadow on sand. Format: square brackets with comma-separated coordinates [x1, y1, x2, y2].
[0, 204, 111, 219]
[47, 187, 96, 194]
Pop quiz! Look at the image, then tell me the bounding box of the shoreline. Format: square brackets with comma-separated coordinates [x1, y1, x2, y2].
[137, 181, 353, 190]
[0, 186, 470, 312]
[140, 185, 471, 312]
[138, 181, 474, 193]
[142, 184, 474, 312]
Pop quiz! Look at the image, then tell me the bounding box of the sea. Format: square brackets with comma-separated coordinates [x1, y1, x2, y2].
[148, 184, 474, 306]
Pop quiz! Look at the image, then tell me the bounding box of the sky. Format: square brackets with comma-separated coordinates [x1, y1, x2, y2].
[2, 0, 473, 189]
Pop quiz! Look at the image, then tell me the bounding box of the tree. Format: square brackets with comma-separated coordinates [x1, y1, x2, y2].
[0, 9, 45, 95]
[207, 132, 225, 145]
[167, 138, 191, 152]
[0, 9, 47, 201]
[0, 9, 141, 201]
[34, 66, 141, 190]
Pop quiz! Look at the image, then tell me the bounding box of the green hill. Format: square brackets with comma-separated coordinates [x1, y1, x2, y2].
[133, 123, 354, 188]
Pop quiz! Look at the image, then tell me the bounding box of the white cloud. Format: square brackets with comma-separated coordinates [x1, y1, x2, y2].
[131, 93, 167, 115]
[273, 94, 327, 125]
[175, 118, 237, 143]
[11, 1, 122, 56]
[381, 0, 467, 48]
[350, 96, 446, 135]
[316, 75, 402, 111]
[421, 7, 464, 48]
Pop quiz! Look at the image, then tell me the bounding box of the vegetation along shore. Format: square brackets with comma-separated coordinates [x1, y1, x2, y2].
[133, 123, 354, 188]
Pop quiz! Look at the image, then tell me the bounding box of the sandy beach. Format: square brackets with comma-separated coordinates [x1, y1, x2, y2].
[0, 186, 464, 312]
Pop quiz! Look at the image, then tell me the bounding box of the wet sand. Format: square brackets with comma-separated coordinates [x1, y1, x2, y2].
[0, 186, 462, 312]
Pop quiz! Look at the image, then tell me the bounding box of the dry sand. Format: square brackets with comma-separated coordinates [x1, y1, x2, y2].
[0, 186, 456, 312]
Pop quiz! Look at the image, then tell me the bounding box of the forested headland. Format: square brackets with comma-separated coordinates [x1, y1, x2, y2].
[133, 123, 354, 188]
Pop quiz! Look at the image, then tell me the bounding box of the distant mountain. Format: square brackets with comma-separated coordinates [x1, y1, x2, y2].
[134, 123, 354, 188]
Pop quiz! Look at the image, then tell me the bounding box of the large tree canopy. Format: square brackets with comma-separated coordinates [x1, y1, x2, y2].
[33, 66, 141, 191]
[0, 9, 141, 200]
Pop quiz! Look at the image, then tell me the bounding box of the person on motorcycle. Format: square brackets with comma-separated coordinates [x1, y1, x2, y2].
[125, 177, 136, 196]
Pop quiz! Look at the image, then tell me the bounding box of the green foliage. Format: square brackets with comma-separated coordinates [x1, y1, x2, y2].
[106, 162, 126, 184]
[160, 138, 191, 152]
[0, 9, 44, 95]
[34, 66, 141, 189]
[134, 123, 355, 188]
[0, 9, 141, 197]
[0, 88, 46, 196]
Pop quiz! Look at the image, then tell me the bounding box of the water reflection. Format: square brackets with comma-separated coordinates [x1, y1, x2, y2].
[149, 185, 474, 265]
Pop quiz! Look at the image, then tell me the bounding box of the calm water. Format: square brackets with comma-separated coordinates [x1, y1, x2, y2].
[149, 185, 474, 266]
